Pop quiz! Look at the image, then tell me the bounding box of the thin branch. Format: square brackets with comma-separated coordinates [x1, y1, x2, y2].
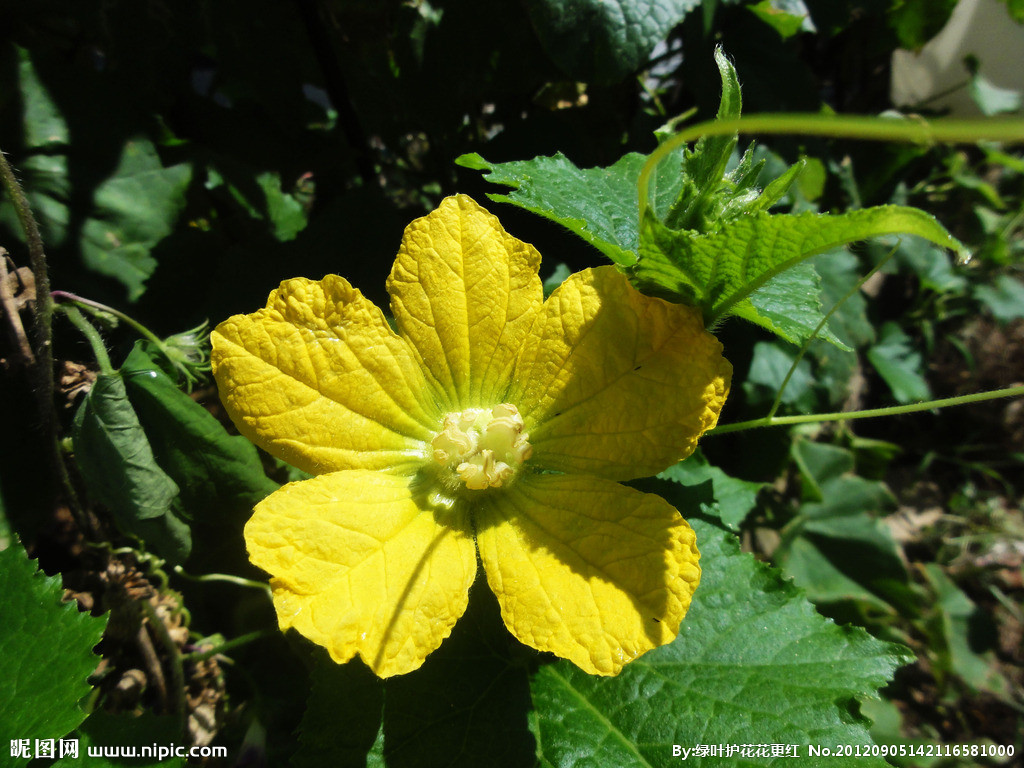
[0, 249, 35, 366]
[709, 385, 1024, 435]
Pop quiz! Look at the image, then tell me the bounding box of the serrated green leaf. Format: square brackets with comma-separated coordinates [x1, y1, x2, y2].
[866, 322, 931, 404]
[52, 711, 185, 767]
[71, 372, 190, 562]
[746, 260, 850, 348]
[658, 448, 763, 530]
[636, 206, 966, 346]
[522, 0, 702, 84]
[457, 150, 686, 267]
[0, 540, 107, 764]
[530, 515, 913, 768]
[120, 343, 278, 521]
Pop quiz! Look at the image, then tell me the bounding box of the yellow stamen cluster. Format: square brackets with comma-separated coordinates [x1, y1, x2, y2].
[431, 404, 532, 490]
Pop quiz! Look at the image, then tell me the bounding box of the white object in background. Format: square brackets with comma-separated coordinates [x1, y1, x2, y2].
[891, 0, 1024, 115]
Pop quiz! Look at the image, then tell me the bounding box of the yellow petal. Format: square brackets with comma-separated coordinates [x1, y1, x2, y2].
[212, 275, 438, 475]
[387, 195, 543, 409]
[246, 470, 477, 677]
[476, 473, 699, 676]
[510, 266, 731, 481]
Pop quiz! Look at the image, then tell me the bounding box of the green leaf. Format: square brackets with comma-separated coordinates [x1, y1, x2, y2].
[813, 249, 875, 349]
[780, 479, 908, 608]
[522, 0, 702, 84]
[530, 515, 913, 767]
[120, 343, 278, 522]
[866, 322, 931, 404]
[743, 341, 819, 413]
[72, 372, 190, 562]
[81, 139, 192, 301]
[293, 659, 384, 768]
[888, 0, 958, 50]
[998, 0, 1024, 23]
[256, 171, 309, 241]
[0, 540, 107, 765]
[664, 47, 744, 233]
[635, 206, 966, 346]
[749, 0, 810, 39]
[457, 150, 684, 267]
[658, 449, 764, 530]
[52, 711, 186, 767]
[779, 442, 911, 611]
[869, 235, 966, 293]
[14, 45, 69, 148]
[969, 70, 1022, 116]
[0, 48, 190, 301]
[974, 274, 1024, 322]
[921, 564, 1002, 693]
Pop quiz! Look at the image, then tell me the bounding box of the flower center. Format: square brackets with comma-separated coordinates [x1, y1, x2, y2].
[431, 404, 532, 490]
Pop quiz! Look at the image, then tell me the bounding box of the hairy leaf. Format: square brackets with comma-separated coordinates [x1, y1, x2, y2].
[523, 0, 702, 84]
[636, 207, 966, 345]
[457, 151, 684, 267]
[0, 541, 107, 765]
[530, 515, 912, 767]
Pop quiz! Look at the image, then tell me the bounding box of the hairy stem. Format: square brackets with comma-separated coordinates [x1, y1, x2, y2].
[58, 304, 115, 375]
[52, 290, 167, 351]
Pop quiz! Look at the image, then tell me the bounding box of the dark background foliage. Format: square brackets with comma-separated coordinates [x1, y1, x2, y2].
[2, 1, 1022, 766]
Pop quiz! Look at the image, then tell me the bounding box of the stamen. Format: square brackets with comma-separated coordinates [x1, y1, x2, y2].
[431, 404, 531, 489]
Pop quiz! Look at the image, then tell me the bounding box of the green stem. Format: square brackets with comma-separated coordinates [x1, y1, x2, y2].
[638, 114, 1024, 222]
[0, 147, 85, 527]
[172, 566, 273, 600]
[58, 304, 115, 375]
[181, 629, 276, 663]
[765, 243, 898, 420]
[52, 290, 168, 352]
[710, 385, 1024, 436]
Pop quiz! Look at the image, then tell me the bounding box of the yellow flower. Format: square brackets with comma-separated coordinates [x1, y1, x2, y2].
[211, 195, 731, 678]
